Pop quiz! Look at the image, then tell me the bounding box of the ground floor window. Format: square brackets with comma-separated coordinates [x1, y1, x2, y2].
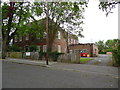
[69, 50, 72, 54]
[58, 45, 61, 53]
[43, 45, 47, 52]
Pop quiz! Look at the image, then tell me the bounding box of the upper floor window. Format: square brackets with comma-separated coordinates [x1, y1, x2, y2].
[26, 33, 29, 40]
[37, 33, 40, 39]
[58, 31, 61, 39]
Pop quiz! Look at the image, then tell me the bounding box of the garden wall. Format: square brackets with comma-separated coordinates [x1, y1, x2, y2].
[58, 51, 80, 63]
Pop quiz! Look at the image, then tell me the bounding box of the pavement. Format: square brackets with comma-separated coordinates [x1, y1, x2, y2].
[3, 57, 118, 79]
[4, 58, 57, 67]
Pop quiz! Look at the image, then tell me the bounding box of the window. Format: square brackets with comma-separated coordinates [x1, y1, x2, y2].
[43, 45, 47, 52]
[58, 31, 61, 39]
[71, 39, 73, 44]
[43, 32, 46, 38]
[19, 36, 22, 41]
[26, 33, 29, 40]
[74, 40, 76, 44]
[37, 33, 40, 39]
[69, 50, 72, 54]
[37, 46, 40, 51]
[58, 45, 61, 53]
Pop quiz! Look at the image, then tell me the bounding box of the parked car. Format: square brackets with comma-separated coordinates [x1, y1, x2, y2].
[80, 49, 88, 57]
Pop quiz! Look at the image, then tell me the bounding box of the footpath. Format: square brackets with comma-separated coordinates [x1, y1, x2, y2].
[3, 58, 118, 79]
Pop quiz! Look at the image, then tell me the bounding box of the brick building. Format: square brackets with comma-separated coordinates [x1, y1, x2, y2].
[69, 43, 98, 57]
[14, 27, 78, 53]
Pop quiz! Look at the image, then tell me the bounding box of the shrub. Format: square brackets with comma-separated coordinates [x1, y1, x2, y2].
[112, 49, 120, 66]
[112, 40, 120, 66]
[29, 45, 38, 52]
[8, 45, 22, 52]
[39, 51, 64, 61]
[99, 52, 106, 54]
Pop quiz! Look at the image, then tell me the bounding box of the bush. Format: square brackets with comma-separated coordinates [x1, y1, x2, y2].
[105, 49, 112, 52]
[112, 40, 120, 66]
[99, 52, 106, 54]
[29, 45, 38, 52]
[8, 45, 22, 52]
[49, 51, 64, 61]
[39, 51, 64, 61]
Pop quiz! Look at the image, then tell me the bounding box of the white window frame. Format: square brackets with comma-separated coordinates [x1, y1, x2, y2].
[69, 50, 72, 54]
[43, 45, 47, 52]
[74, 39, 76, 44]
[26, 33, 29, 40]
[58, 31, 61, 39]
[19, 36, 22, 41]
[58, 45, 61, 53]
[43, 32, 46, 38]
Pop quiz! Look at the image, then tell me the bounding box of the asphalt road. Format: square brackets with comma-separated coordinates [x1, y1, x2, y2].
[2, 61, 118, 88]
[86, 54, 112, 66]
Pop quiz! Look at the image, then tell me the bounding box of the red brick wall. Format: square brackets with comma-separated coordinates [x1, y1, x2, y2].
[69, 44, 98, 57]
[52, 31, 67, 53]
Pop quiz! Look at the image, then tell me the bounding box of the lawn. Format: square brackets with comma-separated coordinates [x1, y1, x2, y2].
[80, 58, 93, 63]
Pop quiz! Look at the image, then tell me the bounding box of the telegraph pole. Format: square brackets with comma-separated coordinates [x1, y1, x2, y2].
[45, 2, 49, 65]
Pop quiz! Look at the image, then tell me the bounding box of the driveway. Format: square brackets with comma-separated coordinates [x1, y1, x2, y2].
[85, 54, 112, 66]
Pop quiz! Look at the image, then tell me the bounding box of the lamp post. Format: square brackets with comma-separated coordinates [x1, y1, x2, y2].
[45, 2, 49, 65]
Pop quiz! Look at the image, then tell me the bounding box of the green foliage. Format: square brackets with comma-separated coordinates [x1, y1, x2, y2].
[80, 58, 93, 64]
[105, 49, 112, 52]
[96, 39, 118, 54]
[29, 45, 38, 52]
[8, 45, 22, 52]
[112, 40, 120, 66]
[39, 51, 64, 61]
[95, 40, 105, 54]
[99, 1, 120, 16]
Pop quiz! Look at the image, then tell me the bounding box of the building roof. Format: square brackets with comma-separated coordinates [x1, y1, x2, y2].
[69, 43, 97, 46]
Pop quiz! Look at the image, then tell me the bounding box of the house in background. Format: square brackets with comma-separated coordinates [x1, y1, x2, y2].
[69, 43, 98, 57]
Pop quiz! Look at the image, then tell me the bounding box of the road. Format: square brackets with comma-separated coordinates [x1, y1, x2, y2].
[2, 61, 118, 88]
[85, 54, 112, 66]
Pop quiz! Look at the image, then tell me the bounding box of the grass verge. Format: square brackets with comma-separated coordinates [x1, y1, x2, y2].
[80, 58, 93, 64]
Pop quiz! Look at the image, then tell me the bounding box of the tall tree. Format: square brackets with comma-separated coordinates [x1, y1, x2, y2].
[2, 2, 38, 59]
[95, 40, 105, 53]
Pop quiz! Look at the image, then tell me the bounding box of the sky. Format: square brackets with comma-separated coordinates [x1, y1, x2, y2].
[79, 0, 118, 43]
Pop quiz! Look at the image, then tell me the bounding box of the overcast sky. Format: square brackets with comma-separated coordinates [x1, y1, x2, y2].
[79, 0, 118, 43]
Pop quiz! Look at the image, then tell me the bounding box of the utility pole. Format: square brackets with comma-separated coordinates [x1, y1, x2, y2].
[45, 2, 49, 65]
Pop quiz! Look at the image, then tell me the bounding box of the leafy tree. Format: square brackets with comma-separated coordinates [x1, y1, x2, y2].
[45, 2, 88, 52]
[29, 45, 38, 52]
[99, 1, 120, 16]
[95, 40, 105, 53]
[2, 2, 38, 59]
